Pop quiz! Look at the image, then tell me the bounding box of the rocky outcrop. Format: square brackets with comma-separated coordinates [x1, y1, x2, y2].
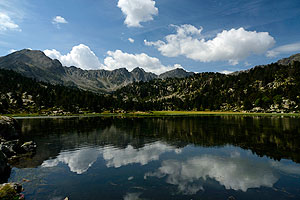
[277, 53, 300, 65]
[0, 116, 20, 140]
[0, 140, 37, 159]
[0, 116, 36, 184]
[159, 68, 194, 79]
[0, 151, 11, 183]
[0, 182, 24, 200]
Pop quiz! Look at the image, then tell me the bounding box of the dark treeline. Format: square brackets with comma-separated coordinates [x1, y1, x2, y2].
[1, 61, 300, 114]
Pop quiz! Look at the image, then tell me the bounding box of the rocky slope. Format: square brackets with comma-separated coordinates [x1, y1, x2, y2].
[0, 49, 193, 93]
[115, 57, 300, 113]
[0, 116, 36, 183]
[158, 68, 194, 79]
[277, 53, 300, 65]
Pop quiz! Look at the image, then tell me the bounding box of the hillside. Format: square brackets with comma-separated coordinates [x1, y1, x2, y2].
[0, 49, 193, 93]
[114, 59, 300, 113]
[0, 69, 116, 114]
[1, 52, 300, 114]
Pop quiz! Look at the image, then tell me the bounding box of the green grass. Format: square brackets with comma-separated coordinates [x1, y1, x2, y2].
[125, 111, 300, 117]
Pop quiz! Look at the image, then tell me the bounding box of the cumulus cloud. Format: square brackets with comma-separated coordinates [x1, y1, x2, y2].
[145, 155, 278, 194]
[219, 70, 234, 75]
[44, 44, 102, 70]
[266, 42, 300, 57]
[117, 0, 158, 27]
[45, 44, 183, 73]
[8, 49, 17, 54]
[0, 13, 21, 32]
[103, 142, 180, 168]
[128, 38, 135, 43]
[145, 25, 275, 65]
[52, 16, 68, 24]
[103, 49, 183, 74]
[42, 147, 101, 174]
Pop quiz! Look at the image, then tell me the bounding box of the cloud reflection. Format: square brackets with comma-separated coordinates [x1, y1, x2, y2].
[123, 193, 144, 200]
[145, 155, 279, 194]
[42, 142, 180, 174]
[103, 142, 180, 168]
[42, 147, 101, 174]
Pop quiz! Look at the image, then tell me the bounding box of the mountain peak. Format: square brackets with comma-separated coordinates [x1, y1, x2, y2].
[159, 68, 194, 79]
[277, 53, 300, 65]
[131, 67, 146, 73]
[6, 49, 58, 67]
[0, 48, 195, 93]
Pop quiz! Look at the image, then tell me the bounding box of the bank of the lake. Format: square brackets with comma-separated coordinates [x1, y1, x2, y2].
[3, 111, 300, 119]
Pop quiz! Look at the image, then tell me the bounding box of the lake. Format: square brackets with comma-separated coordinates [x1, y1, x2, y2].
[8, 116, 300, 200]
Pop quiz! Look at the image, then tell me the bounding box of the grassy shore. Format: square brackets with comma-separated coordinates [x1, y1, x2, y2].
[3, 111, 300, 118]
[125, 111, 300, 117]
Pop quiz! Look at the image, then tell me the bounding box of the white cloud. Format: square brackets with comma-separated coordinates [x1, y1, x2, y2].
[266, 42, 300, 57]
[0, 13, 21, 32]
[52, 16, 68, 24]
[145, 155, 278, 194]
[117, 0, 158, 27]
[128, 38, 135, 43]
[8, 49, 17, 54]
[45, 44, 183, 74]
[145, 25, 275, 65]
[44, 44, 102, 70]
[102, 49, 183, 74]
[219, 70, 234, 75]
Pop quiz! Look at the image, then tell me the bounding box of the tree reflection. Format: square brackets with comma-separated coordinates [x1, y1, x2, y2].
[14, 116, 300, 168]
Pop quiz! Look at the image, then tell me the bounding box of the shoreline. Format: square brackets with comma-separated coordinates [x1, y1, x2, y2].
[3, 111, 300, 119]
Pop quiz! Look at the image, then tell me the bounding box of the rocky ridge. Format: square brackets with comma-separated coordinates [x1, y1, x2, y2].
[0, 49, 194, 93]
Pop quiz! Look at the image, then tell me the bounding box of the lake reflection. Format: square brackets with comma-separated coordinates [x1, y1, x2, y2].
[9, 116, 300, 199]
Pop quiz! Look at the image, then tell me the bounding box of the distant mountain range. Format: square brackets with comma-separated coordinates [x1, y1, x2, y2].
[0, 49, 194, 93]
[1, 50, 300, 114]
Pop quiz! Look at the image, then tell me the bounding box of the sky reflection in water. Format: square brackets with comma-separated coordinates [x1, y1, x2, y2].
[9, 116, 300, 199]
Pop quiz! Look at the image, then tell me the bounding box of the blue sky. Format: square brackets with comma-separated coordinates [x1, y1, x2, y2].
[0, 0, 300, 74]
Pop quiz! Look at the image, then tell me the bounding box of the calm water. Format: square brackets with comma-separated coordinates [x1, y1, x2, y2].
[8, 116, 300, 200]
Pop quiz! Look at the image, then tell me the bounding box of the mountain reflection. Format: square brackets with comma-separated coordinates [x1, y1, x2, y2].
[15, 115, 300, 169]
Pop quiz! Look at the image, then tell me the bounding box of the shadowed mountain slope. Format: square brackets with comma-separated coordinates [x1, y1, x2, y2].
[0, 49, 193, 93]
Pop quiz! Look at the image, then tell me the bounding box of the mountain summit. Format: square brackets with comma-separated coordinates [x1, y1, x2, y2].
[0, 49, 193, 93]
[277, 53, 300, 65]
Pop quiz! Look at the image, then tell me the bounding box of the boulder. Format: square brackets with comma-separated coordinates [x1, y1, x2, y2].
[21, 141, 37, 152]
[0, 140, 37, 159]
[0, 151, 11, 184]
[0, 116, 21, 140]
[0, 182, 24, 200]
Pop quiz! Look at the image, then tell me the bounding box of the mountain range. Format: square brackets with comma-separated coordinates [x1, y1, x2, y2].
[1, 50, 300, 114]
[0, 49, 194, 93]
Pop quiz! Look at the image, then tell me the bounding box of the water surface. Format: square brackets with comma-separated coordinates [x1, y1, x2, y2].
[8, 116, 300, 199]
